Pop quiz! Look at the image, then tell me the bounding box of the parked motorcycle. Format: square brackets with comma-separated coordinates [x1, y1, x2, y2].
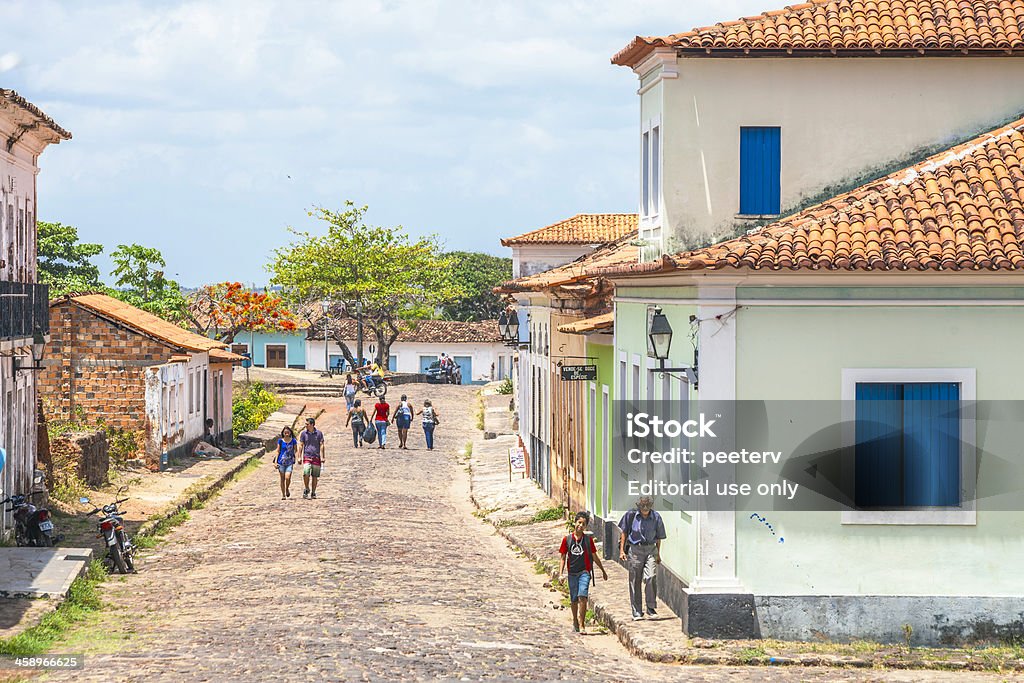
[80, 487, 136, 574]
[1, 470, 60, 547]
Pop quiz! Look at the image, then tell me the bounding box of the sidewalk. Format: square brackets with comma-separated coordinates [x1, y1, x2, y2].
[468, 430, 1024, 672]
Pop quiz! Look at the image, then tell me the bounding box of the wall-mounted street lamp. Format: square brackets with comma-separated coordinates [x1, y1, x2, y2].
[647, 309, 697, 387]
[497, 310, 520, 347]
[13, 330, 46, 372]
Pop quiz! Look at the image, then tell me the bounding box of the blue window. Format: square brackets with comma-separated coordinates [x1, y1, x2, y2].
[388, 356, 397, 372]
[739, 127, 781, 215]
[854, 382, 960, 508]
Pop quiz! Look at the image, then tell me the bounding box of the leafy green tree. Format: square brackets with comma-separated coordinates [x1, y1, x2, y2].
[268, 202, 464, 367]
[110, 243, 187, 322]
[36, 221, 105, 295]
[439, 251, 512, 321]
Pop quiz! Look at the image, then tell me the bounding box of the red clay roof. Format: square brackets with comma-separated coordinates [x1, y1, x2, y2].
[500, 214, 637, 247]
[600, 117, 1024, 275]
[54, 294, 230, 353]
[497, 233, 639, 292]
[309, 319, 501, 344]
[613, 0, 1024, 67]
[0, 89, 72, 140]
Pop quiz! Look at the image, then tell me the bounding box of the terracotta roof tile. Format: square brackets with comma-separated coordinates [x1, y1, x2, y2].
[497, 233, 639, 292]
[500, 214, 637, 246]
[308, 319, 500, 344]
[0, 89, 72, 140]
[599, 118, 1024, 275]
[54, 294, 229, 352]
[613, 0, 1024, 66]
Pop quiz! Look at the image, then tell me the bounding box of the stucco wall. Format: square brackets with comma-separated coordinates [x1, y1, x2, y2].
[733, 295, 1024, 596]
[511, 244, 594, 279]
[614, 297, 699, 585]
[230, 331, 305, 368]
[649, 57, 1024, 256]
[305, 339, 511, 382]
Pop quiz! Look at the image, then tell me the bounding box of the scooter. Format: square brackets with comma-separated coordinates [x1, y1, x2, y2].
[1, 470, 60, 547]
[80, 487, 136, 574]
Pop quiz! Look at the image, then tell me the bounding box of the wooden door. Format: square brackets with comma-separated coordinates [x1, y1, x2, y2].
[266, 345, 287, 368]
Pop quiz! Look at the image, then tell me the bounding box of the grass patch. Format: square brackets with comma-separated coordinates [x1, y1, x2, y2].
[472, 507, 498, 519]
[134, 509, 190, 549]
[530, 506, 565, 523]
[533, 560, 549, 575]
[0, 560, 106, 657]
[737, 646, 768, 664]
[464, 442, 473, 457]
[475, 392, 485, 431]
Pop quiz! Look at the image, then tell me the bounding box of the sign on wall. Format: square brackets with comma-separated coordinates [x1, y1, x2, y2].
[560, 364, 597, 381]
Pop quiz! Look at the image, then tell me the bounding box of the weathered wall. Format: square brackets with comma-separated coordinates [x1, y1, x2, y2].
[39, 302, 167, 433]
[50, 429, 108, 488]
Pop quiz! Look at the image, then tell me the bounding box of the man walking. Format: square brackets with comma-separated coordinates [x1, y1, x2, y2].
[618, 496, 666, 620]
[300, 417, 325, 499]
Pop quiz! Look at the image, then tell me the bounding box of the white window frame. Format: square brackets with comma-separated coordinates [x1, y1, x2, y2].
[840, 368, 977, 526]
[640, 116, 663, 242]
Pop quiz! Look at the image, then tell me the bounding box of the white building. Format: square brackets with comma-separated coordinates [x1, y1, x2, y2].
[0, 90, 70, 522]
[305, 319, 513, 384]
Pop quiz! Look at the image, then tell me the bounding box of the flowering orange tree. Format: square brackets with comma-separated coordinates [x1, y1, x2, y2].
[186, 282, 299, 343]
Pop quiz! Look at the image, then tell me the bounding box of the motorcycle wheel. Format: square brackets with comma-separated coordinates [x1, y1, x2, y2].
[374, 384, 388, 398]
[110, 547, 129, 574]
[36, 533, 54, 547]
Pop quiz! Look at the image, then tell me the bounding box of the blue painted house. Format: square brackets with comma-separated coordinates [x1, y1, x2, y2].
[227, 330, 306, 369]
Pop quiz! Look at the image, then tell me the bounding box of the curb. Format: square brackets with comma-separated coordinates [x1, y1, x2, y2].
[465, 439, 1018, 672]
[136, 446, 264, 539]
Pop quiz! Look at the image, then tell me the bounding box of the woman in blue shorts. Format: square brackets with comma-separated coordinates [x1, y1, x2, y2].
[275, 426, 298, 499]
[391, 394, 415, 450]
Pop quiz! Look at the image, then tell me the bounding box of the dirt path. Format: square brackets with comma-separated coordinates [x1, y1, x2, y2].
[42, 384, 1023, 682]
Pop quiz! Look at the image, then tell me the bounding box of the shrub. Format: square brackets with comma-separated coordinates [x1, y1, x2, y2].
[232, 381, 283, 438]
[496, 377, 513, 395]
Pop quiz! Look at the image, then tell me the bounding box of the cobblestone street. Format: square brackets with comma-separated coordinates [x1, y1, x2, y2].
[47, 384, 1024, 682]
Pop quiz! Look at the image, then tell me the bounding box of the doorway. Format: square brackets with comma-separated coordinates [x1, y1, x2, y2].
[266, 344, 287, 368]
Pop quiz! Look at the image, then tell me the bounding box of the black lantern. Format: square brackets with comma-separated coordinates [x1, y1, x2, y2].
[497, 310, 510, 341]
[648, 310, 673, 361]
[506, 310, 520, 346]
[15, 330, 46, 372]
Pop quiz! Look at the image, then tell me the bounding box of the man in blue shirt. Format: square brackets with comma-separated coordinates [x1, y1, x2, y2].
[618, 496, 667, 620]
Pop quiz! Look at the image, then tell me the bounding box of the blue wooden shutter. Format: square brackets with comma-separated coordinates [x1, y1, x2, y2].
[855, 383, 903, 508]
[739, 127, 781, 215]
[902, 383, 960, 506]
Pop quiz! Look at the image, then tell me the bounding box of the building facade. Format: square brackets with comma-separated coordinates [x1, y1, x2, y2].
[40, 294, 239, 468]
[0, 90, 69, 528]
[613, 1, 1024, 261]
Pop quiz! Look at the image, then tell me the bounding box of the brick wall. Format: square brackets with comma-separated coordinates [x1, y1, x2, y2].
[38, 302, 174, 437]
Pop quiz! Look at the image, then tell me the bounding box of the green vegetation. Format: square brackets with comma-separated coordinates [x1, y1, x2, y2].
[37, 221, 105, 295]
[0, 560, 105, 656]
[232, 381, 283, 438]
[134, 509, 190, 549]
[496, 377, 513, 395]
[438, 251, 512, 322]
[530, 506, 565, 523]
[268, 201, 465, 367]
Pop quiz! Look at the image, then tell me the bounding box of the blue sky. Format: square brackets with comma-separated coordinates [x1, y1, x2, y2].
[4, 0, 767, 287]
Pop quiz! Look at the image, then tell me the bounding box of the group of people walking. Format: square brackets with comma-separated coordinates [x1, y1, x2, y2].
[342, 374, 441, 451]
[271, 377, 444, 501]
[558, 496, 667, 634]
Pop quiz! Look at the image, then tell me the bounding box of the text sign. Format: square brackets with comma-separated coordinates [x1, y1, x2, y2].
[508, 447, 526, 481]
[560, 365, 596, 381]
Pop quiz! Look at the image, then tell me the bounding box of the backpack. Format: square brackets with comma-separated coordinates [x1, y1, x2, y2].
[564, 533, 593, 576]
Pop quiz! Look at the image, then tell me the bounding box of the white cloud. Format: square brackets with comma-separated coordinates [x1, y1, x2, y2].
[0, 53, 21, 73]
[13, 0, 774, 284]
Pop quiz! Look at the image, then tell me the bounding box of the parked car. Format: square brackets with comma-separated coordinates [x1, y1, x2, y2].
[425, 360, 462, 385]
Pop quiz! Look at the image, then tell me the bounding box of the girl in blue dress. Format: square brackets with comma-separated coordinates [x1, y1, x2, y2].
[275, 426, 298, 499]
